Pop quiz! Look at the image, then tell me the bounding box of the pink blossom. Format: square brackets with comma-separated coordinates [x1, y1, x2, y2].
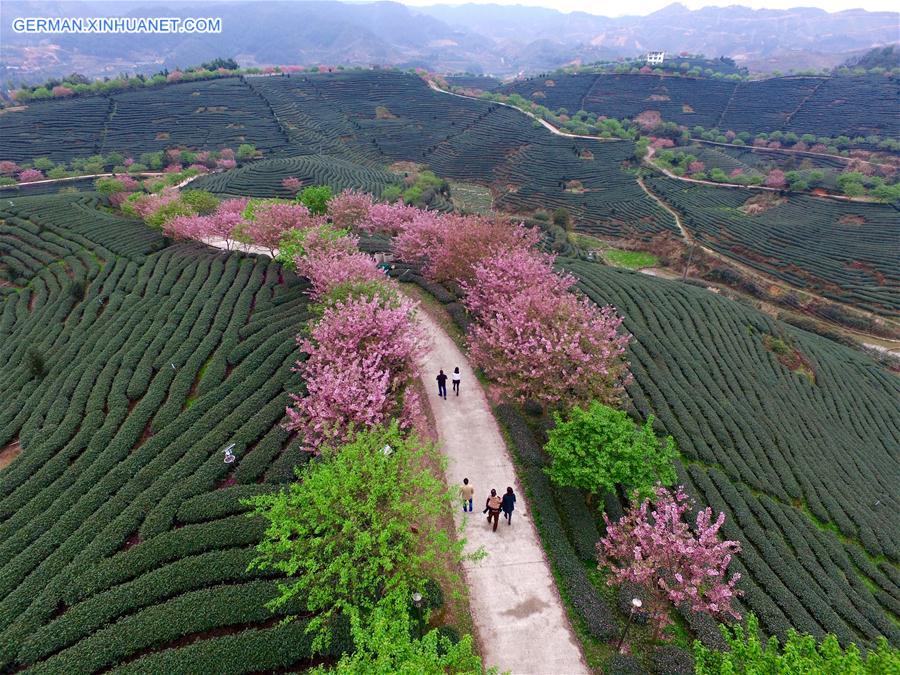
[599, 485, 742, 639]
[164, 163, 183, 174]
[18, 168, 45, 183]
[298, 248, 385, 300]
[166, 70, 184, 83]
[113, 174, 140, 191]
[244, 200, 318, 255]
[394, 213, 541, 285]
[281, 176, 303, 194]
[124, 157, 135, 167]
[765, 169, 787, 189]
[51, 85, 74, 97]
[327, 189, 374, 229]
[688, 161, 705, 175]
[361, 201, 420, 235]
[285, 294, 425, 450]
[131, 188, 180, 219]
[0, 161, 21, 176]
[216, 158, 237, 170]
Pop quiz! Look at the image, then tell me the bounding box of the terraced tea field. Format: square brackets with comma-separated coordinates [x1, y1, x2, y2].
[644, 177, 900, 317]
[0, 193, 335, 672]
[502, 73, 900, 138]
[0, 78, 292, 164]
[246, 72, 677, 235]
[561, 260, 900, 649]
[190, 155, 402, 198]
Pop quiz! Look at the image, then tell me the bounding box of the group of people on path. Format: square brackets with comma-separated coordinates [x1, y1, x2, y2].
[436, 368, 461, 400]
[461, 478, 516, 532]
[438, 369, 517, 533]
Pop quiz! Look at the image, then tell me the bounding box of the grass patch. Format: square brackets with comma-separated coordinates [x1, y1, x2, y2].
[448, 181, 493, 214]
[603, 249, 659, 270]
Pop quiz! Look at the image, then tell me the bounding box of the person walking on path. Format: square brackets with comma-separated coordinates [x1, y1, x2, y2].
[501, 486, 516, 525]
[452, 366, 461, 396]
[484, 489, 502, 532]
[436, 369, 448, 400]
[460, 477, 474, 512]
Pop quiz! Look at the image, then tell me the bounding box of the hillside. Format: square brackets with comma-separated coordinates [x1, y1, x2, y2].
[2, 191, 897, 671]
[560, 260, 899, 648]
[0, 193, 329, 671]
[500, 73, 900, 139]
[3, 70, 897, 326]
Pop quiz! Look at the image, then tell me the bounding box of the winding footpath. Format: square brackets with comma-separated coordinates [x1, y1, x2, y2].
[414, 308, 589, 675]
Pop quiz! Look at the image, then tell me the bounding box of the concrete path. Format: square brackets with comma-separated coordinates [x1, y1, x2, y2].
[415, 309, 589, 675]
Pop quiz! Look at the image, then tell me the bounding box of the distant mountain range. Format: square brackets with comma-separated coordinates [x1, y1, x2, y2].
[2, 1, 898, 85]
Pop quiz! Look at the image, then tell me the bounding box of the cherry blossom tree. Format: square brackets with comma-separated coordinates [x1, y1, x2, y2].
[765, 169, 787, 189]
[598, 484, 743, 640]
[128, 188, 181, 220]
[394, 213, 540, 285]
[51, 85, 74, 97]
[361, 201, 420, 235]
[0, 161, 20, 176]
[298, 248, 386, 300]
[17, 168, 44, 183]
[281, 176, 303, 194]
[466, 285, 630, 408]
[242, 200, 317, 256]
[461, 247, 572, 319]
[285, 294, 426, 451]
[688, 161, 706, 175]
[327, 189, 374, 229]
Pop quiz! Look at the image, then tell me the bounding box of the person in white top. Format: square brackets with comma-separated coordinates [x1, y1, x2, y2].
[451, 366, 461, 396]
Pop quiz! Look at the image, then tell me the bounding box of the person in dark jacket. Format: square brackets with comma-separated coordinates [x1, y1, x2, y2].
[501, 486, 516, 525]
[436, 370, 448, 400]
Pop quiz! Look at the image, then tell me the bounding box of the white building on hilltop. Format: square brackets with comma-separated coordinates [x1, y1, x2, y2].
[646, 51, 666, 66]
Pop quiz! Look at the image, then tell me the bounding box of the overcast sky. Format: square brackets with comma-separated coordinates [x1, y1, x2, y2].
[401, 0, 900, 16]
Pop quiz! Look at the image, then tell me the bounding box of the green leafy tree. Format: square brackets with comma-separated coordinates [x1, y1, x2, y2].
[313, 586, 491, 674]
[180, 189, 219, 215]
[544, 401, 677, 501]
[694, 613, 899, 674]
[32, 157, 55, 171]
[94, 177, 126, 196]
[298, 185, 333, 214]
[244, 424, 472, 643]
[552, 207, 571, 230]
[236, 143, 257, 160]
[275, 223, 349, 271]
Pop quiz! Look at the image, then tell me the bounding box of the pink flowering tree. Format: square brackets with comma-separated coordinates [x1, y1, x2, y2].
[467, 286, 630, 408]
[598, 485, 743, 641]
[51, 85, 74, 97]
[18, 168, 44, 183]
[765, 169, 787, 189]
[394, 213, 541, 285]
[127, 188, 181, 220]
[242, 200, 318, 256]
[688, 161, 706, 175]
[298, 248, 385, 301]
[281, 176, 303, 194]
[0, 161, 20, 176]
[327, 189, 374, 229]
[360, 201, 420, 235]
[285, 294, 426, 451]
